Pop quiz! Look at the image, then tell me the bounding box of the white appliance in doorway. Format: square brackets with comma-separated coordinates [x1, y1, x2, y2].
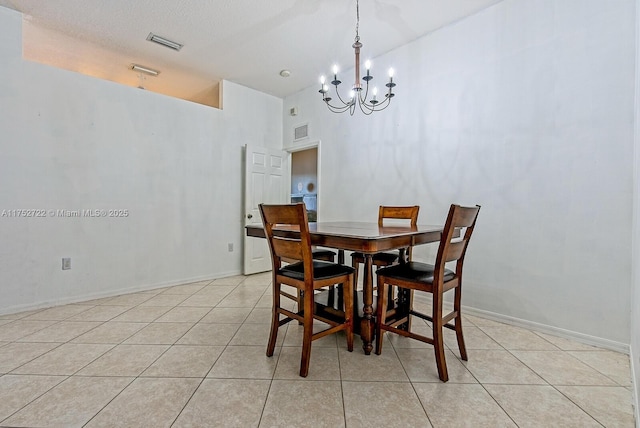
[289, 144, 320, 222]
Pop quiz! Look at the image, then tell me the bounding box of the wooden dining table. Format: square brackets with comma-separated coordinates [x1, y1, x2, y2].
[245, 221, 448, 354]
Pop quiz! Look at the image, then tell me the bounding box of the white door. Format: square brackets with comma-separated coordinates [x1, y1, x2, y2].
[243, 145, 289, 275]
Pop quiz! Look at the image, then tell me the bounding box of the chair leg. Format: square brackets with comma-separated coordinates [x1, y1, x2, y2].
[432, 291, 449, 382]
[267, 281, 281, 357]
[352, 256, 360, 289]
[405, 289, 414, 332]
[396, 287, 412, 332]
[453, 286, 468, 361]
[324, 254, 337, 294]
[297, 289, 304, 325]
[385, 267, 395, 311]
[299, 284, 314, 377]
[344, 276, 354, 352]
[375, 278, 389, 355]
[297, 289, 303, 309]
[454, 318, 467, 361]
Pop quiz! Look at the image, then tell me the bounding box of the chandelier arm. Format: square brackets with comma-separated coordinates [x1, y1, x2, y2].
[333, 86, 354, 106]
[358, 82, 370, 104]
[324, 99, 354, 113]
[357, 102, 376, 115]
[380, 96, 393, 109]
[361, 95, 392, 112]
[327, 104, 353, 113]
[357, 97, 376, 113]
[367, 98, 393, 112]
[375, 102, 393, 112]
[359, 100, 381, 114]
[361, 104, 377, 114]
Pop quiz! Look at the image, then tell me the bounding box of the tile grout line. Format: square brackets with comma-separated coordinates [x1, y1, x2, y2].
[502, 347, 610, 427]
[0, 373, 69, 426]
[84, 278, 228, 427]
[0, 273, 635, 427]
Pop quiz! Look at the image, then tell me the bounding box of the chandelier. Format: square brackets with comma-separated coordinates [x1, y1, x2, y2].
[319, 0, 396, 115]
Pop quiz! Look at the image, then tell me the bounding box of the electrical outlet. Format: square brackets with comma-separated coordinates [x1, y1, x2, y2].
[62, 257, 71, 270]
[228, 243, 234, 252]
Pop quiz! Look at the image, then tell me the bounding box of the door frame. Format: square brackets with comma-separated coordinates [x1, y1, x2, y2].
[286, 140, 321, 220]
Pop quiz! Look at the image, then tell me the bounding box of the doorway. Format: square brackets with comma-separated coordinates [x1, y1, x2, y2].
[288, 141, 320, 222]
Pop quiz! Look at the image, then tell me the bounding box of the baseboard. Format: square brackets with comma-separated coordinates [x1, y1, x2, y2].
[630, 346, 639, 428]
[0, 269, 242, 316]
[461, 305, 629, 354]
[411, 294, 630, 354]
[465, 305, 638, 424]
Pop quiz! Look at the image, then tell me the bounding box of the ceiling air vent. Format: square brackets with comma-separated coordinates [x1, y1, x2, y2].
[146, 33, 183, 51]
[294, 124, 309, 141]
[130, 64, 160, 76]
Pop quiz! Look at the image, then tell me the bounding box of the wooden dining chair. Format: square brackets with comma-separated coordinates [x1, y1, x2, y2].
[259, 203, 354, 377]
[281, 247, 336, 315]
[374, 204, 480, 382]
[351, 206, 420, 287]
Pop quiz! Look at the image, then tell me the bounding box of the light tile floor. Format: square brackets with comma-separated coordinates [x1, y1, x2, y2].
[0, 272, 635, 427]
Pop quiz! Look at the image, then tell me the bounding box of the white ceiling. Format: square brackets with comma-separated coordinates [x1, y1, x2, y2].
[0, 0, 502, 105]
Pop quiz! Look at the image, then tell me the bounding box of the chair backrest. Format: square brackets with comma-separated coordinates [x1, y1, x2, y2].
[259, 203, 313, 273]
[378, 206, 420, 227]
[434, 204, 481, 280]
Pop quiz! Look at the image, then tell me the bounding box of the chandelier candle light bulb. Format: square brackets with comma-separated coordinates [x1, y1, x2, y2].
[318, 0, 397, 115]
[332, 65, 341, 86]
[364, 60, 372, 81]
[386, 68, 396, 98]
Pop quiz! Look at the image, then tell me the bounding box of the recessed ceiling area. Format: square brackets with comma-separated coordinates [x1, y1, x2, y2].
[0, 0, 503, 108]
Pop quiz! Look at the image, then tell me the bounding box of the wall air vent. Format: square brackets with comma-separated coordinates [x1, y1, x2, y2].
[146, 33, 183, 51]
[294, 123, 309, 141]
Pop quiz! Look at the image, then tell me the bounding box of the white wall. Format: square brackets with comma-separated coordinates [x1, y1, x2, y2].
[0, 6, 283, 314]
[631, 0, 640, 421]
[284, 0, 635, 349]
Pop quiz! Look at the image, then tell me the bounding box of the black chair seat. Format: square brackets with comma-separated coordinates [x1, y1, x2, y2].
[351, 251, 400, 264]
[376, 261, 455, 284]
[312, 249, 337, 259]
[281, 260, 355, 281]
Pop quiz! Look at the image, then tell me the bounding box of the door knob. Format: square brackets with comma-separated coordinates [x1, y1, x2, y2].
[247, 214, 253, 219]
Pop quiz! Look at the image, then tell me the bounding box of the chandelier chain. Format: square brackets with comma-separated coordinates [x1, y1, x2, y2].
[355, 0, 360, 42]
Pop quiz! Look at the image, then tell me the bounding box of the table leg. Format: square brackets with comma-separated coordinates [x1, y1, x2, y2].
[360, 253, 374, 355]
